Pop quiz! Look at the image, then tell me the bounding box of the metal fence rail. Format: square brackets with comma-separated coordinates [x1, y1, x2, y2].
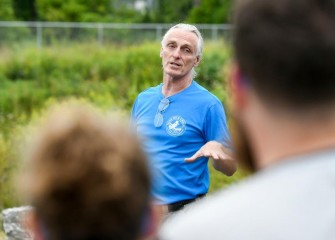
[0, 21, 233, 48]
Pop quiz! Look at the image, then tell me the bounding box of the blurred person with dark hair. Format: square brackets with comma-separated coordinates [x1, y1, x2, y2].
[131, 23, 237, 217]
[159, 0, 335, 239]
[20, 103, 156, 240]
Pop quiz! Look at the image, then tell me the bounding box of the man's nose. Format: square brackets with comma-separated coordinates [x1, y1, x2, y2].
[172, 48, 181, 58]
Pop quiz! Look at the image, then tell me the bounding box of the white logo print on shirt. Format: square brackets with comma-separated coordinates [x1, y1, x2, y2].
[166, 116, 186, 136]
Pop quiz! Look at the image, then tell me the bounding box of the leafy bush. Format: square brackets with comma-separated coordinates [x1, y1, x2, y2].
[0, 129, 21, 210]
[1, 41, 231, 114]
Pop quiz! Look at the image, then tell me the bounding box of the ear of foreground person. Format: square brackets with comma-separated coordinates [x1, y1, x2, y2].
[18, 102, 159, 240]
[158, 0, 335, 239]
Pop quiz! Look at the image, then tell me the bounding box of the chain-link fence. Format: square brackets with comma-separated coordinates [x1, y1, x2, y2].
[0, 21, 233, 48]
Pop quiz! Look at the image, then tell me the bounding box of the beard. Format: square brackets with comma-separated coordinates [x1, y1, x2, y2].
[231, 117, 257, 173]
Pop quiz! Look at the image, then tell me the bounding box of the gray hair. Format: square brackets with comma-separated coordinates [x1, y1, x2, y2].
[161, 23, 204, 79]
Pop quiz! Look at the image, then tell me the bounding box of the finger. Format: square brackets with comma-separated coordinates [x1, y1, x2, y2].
[202, 151, 212, 157]
[211, 152, 219, 160]
[185, 151, 203, 162]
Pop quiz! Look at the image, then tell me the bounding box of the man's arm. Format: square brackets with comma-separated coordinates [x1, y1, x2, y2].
[185, 141, 237, 176]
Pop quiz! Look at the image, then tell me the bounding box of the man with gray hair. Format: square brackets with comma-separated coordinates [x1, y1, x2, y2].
[131, 23, 237, 217]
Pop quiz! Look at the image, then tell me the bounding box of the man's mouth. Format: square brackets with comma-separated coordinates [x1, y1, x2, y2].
[170, 62, 182, 67]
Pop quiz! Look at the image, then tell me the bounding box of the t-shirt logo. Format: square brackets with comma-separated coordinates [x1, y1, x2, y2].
[166, 116, 186, 136]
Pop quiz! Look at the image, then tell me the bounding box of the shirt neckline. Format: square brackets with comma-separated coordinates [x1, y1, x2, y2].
[158, 80, 196, 100]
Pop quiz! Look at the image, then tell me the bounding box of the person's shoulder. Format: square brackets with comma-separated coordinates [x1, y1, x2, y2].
[158, 170, 286, 240]
[137, 85, 161, 99]
[192, 81, 222, 104]
[159, 157, 335, 240]
[158, 177, 256, 240]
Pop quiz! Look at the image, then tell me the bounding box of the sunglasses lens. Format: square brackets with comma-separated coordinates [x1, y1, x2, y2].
[159, 98, 170, 111]
[154, 98, 169, 127]
[154, 112, 163, 127]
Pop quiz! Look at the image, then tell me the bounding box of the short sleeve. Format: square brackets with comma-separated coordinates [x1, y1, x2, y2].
[204, 101, 231, 148]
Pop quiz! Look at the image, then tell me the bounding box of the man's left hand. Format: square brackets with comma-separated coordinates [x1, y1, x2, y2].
[185, 141, 237, 176]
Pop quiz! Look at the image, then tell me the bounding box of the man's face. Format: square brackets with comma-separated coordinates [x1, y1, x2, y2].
[160, 28, 200, 79]
[231, 119, 257, 173]
[229, 64, 257, 173]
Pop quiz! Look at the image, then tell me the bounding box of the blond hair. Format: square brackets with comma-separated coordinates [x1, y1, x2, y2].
[21, 102, 150, 240]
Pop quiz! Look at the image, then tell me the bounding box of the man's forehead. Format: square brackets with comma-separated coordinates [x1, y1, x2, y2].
[165, 28, 198, 46]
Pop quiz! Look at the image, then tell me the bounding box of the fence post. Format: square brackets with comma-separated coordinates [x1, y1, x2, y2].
[36, 22, 42, 49]
[97, 24, 104, 46]
[156, 25, 162, 41]
[211, 25, 218, 41]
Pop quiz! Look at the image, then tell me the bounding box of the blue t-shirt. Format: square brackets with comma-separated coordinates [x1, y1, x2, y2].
[131, 81, 231, 204]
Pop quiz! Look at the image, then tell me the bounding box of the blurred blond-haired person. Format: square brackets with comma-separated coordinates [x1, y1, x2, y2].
[20, 102, 157, 240]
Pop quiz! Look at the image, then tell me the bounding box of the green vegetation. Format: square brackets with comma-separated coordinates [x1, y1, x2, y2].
[0, 41, 245, 216]
[2, 0, 233, 23]
[209, 164, 248, 193]
[0, 0, 15, 20]
[35, 0, 114, 22]
[188, 0, 233, 23]
[0, 41, 232, 117]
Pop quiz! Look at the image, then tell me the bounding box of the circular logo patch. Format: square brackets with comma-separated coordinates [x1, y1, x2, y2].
[166, 115, 186, 136]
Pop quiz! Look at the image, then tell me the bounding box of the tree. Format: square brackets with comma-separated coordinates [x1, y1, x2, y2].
[0, 0, 15, 20]
[12, 0, 38, 21]
[35, 0, 113, 22]
[187, 0, 232, 23]
[153, 0, 194, 23]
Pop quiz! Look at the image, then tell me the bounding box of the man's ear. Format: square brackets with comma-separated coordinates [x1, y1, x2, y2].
[160, 48, 163, 58]
[194, 56, 200, 67]
[230, 63, 248, 111]
[141, 203, 165, 240]
[25, 210, 44, 240]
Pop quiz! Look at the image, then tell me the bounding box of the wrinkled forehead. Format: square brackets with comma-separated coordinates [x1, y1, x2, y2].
[164, 28, 199, 48]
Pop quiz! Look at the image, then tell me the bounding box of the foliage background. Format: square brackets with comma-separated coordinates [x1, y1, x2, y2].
[1, 0, 233, 23]
[0, 41, 248, 213]
[0, 2, 245, 234]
